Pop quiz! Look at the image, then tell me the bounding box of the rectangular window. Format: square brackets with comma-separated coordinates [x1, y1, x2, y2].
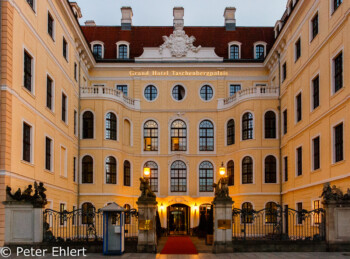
[116, 85, 128, 96]
[333, 0, 343, 13]
[48, 12, 54, 39]
[313, 136, 320, 171]
[23, 123, 32, 163]
[311, 13, 319, 40]
[26, 0, 35, 10]
[296, 147, 302, 176]
[63, 37, 68, 60]
[74, 110, 77, 136]
[60, 146, 67, 177]
[73, 157, 77, 182]
[297, 202, 303, 224]
[312, 75, 320, 110]
[284, 156, 288, 182]
[46, 76, 53, 110]
[333, 52, 343, 93]
[24, 51, 33, 92]
[45, 137, 52, 171]
[296, 93, 302, 122]
[282, 62, 287, 82]
[283, 110, 288, 135]
[334, 123, 344, 163]
[62, 93, 67, 123]
[74, 63, 78, 82]
[295, 38, 301, 61]
[59, 203, 66, 226]
[229, 84, 241, 96]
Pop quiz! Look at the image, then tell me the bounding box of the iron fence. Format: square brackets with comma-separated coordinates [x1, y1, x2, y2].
[43, 207, 138, 243]
[232, 207, 325, 241]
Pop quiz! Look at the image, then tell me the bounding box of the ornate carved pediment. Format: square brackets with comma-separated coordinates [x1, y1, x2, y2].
[159, 28, 201, 58]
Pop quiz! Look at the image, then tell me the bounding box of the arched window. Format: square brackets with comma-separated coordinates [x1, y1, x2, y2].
[200, 85, 214, 101]
[170, 160, 187, 192]
[265, 155, 277, 183]
[105, 112, 117, 140]
[242, 112, 253, 140]
[123, 160, 131, 186]
[199, 120, 214, 151]
[265, 202, 278, 224]
[256, 44, 265, 59]
[230, 45, 240, 60]
[171, 120, 187, 151]
[242, 156, 253, 184]
[241, 202, 253, 224]
[199, 161, 214, 192]
[227, 119, 235, 145]
[83, 111, 94, 139]
[82, 202, 94, 224]
[118, 44, 128, 59]
[124, 204, 131, 224]
[227, 160, 234, 186]
[82, 155, 93, 184]
[144, 161, 158, 192]
[105, 156, 116, 184]
[265, 111, 276, 139]
[92, 44, 103, 59]
[144, 120, 158, 151]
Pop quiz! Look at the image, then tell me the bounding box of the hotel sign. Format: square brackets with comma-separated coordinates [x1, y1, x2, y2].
[138, 219, 153, 230]
[129, 70, 228, 77]
[218, 220, 231, 229]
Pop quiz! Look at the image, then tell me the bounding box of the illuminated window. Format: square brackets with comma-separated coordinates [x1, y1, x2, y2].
[171, 120, 187, 151]
[170, 160, 187, 192]
[144, 120, 158, 151]
[144, 161, 158, 192]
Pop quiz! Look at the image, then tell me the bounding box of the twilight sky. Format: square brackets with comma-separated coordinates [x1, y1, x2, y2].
[72, 0, 288, 27]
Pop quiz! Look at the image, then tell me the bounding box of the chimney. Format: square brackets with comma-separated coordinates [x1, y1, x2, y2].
[70, 2, 82, 19]
[121, 7, 133, 30]
[173, 7, 184, 30]
[224, 7, 236, 31]
[84, 20, 96, 26]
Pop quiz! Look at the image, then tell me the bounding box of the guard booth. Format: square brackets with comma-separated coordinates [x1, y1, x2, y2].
[101, 203, 125, 255]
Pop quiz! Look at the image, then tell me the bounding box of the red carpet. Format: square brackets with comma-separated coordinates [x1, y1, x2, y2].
[160, 236, 198, 254]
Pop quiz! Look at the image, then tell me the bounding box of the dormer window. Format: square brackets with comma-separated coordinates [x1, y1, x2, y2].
[254, 42, 267, 60]
[119, 45, 128, 59]
[116, 41, 130, 60]
[91, 42, 104, 59]
[228, 42, 241, 60]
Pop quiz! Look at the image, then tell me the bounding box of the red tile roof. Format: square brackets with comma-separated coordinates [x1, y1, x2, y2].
[81, 26, 275, 61]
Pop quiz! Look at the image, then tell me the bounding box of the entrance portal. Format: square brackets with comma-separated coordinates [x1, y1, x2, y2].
[167, 204, 190, 235]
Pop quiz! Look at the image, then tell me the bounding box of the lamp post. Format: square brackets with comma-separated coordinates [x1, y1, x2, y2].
[143, 167, 151, 178]
[219, 162, 226, 178]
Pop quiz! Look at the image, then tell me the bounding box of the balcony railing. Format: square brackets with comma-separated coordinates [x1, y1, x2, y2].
[218, 86, 279, 110]
[80, 86, 140, 110]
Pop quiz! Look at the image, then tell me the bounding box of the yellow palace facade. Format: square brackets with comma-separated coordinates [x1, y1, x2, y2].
[0, 0, 349, 242]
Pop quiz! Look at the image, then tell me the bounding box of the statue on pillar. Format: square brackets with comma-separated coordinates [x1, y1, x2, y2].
[213, 177, 232, 202]
[138, 177, 156, 202]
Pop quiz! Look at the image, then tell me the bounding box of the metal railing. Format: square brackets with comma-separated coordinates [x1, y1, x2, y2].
[43, 207, 138, 243]
[232, 207, 325, 241]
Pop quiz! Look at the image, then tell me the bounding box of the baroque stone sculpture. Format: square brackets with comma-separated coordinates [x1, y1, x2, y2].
[320, 182, 350, 202]
[159, 27, 201, 58]
[138, 177, 156, 202]
[6, 181, 47, 208]
[213, 177, 232, 202]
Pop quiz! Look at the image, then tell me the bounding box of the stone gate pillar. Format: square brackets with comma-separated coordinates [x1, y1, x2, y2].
[137, 177, 158, 253]
[212, 176, 234, 253]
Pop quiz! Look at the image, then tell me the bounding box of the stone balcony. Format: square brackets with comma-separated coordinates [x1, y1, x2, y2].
[217, 86, 279, 110]
[80, 86, 141, 110]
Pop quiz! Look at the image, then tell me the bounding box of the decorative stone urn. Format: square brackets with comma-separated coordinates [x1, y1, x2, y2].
[212, 177, 234, 253]
[136, 177, 158, 253]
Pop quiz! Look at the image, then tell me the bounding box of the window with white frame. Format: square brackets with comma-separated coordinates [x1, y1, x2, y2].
[46, 75, 54, 110]
[63, 37, 68, 60]
[24, 50, 34, 92]
[312, 75, 320, 110]
[311, 13, 319, 41]
[312, 136, 320, 171]
[229, 44, 240, 60]
[92, 44, 103, 59]
[45, 137, 53, 171]
[23, 122, 32, 163]
[229, 84, 241, 96]
[333, 51, 343, 94]
[295, 38, 301, 61]
[333, 123, 344, 163]
[296, 146, 302, 176]
[48, 12, 55, 40]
